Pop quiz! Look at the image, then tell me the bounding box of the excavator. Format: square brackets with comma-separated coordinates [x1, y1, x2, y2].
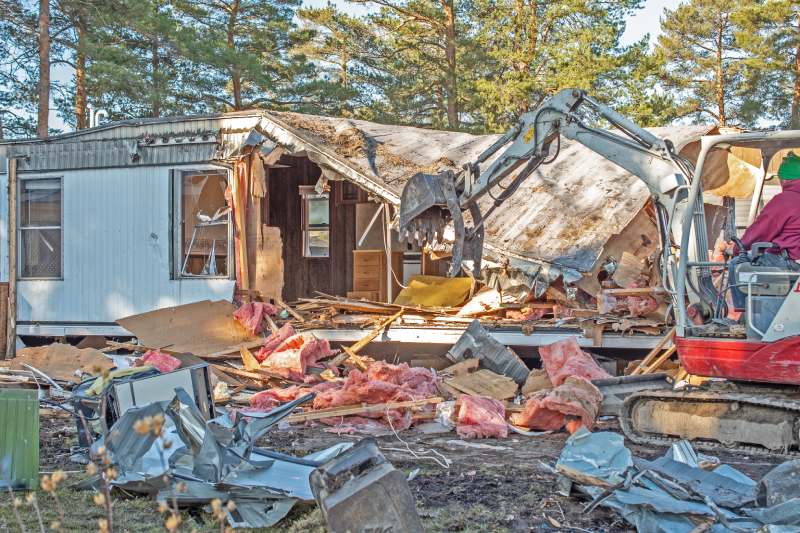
[398, 88, 800, 456]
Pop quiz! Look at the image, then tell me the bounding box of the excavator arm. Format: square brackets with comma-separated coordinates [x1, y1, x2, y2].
[399, 88, 713, 308]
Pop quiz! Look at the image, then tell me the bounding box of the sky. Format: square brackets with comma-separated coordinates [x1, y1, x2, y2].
[52, 0, 677, 132]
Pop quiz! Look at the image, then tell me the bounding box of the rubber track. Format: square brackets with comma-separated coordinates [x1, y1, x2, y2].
[620, 388, 800, 459]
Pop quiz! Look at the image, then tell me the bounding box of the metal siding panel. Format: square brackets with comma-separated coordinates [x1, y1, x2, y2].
[18, 165, 234, 324]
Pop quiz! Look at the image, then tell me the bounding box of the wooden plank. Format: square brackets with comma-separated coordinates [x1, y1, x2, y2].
[276, 297, 305, 323]
[5, 158, 17, 359]
[601, 287, 667, 297]
[240, 347, 260, 371]
[198, 339, 266, 360]
[286, 397, 443, 423]
[105, 341, 179, 354]
[264, 314, 279, 334]
[630, 327, 676, 376]
[0, 283, 8, 359]
[642, 345, 678, 374]
[347, 310, 404, 355]
[211, 364, 288, 383]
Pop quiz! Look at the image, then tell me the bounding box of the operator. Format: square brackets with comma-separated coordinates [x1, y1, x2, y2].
[729, 151, 800, 308]
[739, 151, 800, 260]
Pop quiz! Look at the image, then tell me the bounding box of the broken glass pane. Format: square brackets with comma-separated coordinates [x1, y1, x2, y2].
[180, 172, 230, 277]
[302, 191, 330, 258]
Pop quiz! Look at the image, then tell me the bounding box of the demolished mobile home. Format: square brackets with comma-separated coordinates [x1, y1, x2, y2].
[0, 111, 769, 350]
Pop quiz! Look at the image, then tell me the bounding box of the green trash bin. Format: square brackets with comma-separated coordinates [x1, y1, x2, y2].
[0, 389, 40, 490]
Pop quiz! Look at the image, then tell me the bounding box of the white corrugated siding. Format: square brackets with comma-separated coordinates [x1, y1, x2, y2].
[12, 165, 234, 323]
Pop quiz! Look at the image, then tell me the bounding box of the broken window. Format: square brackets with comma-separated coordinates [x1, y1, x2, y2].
[300, 186, 330, 258]
[19, 178, 62, 279]
[173, 170, 232, 278]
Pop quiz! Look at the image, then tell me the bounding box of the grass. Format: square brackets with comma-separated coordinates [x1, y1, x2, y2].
[0, 479, 328, 533]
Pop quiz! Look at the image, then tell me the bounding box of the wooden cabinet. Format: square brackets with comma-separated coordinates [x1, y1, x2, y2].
[348, 250, 403, 302]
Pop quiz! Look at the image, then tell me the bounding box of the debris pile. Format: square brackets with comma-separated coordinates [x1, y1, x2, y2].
[556, 429, 800, 532]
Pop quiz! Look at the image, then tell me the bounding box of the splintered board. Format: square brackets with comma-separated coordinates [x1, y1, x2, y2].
[117, 300, 257, 356]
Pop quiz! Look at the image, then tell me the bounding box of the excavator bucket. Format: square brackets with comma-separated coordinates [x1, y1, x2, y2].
[399, 170, 466, 277]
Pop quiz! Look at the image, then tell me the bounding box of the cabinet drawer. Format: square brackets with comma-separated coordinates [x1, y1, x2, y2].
[353, 252, 382, 267]
[354, 265, 382, 280]
[353, 278, 380, 291]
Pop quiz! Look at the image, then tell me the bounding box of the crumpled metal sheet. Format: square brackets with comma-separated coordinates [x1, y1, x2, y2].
[555, 429, 633, 485]
[557, 431, 800, 533]
[634, 455, 757, 508]
[81, 388, 351, 529]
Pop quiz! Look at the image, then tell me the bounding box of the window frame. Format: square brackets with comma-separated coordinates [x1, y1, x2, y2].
[171, 168, 234, 280]
[300, 185, 331, 259]
[18, 175, 64, 281]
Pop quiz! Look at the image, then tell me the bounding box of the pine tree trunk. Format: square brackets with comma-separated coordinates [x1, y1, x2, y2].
[791, 15, 800, 129]
[715, 22, 727, 127]
[441, 0, 458, 129]
[151, 37, 161, 117]
[36, 0, 50, 138]
[228, 0, 242, 110]
[75, 19, 87, 130]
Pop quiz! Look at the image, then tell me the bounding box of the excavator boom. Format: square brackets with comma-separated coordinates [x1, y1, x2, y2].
[398, 89, 800, 457]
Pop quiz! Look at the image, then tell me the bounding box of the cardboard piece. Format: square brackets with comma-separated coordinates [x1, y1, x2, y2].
[445, 369, 518, 401]
[117, 300, 257, 356]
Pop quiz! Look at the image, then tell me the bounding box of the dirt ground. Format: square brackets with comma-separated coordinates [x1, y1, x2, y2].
[0, 408, 783, 533]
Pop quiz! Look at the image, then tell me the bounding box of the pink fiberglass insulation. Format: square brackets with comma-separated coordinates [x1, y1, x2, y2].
[246, 362, 437, 431]
[539, 337, 611, 387]
[233, 302, 278, 335]
[255, 323, 296, 363]
[510, 376, 602, 431]
[249, 385, 311, 411]
[312, 362, 438, 431]
[364, 361, 439, 398]
[261, 333, 335, 381]
[627, 295, 659, 317]
[139, 350, 181, 373]
[455, 395, 508, 439]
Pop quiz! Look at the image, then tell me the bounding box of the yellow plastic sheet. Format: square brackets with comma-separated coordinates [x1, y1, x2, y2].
[393, 275, 473, 308]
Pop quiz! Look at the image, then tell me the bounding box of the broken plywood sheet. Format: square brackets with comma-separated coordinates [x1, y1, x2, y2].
[611, 251, 646, 289]
[8, 343, 114, 383]
[577, 207, 660, 296]
[117, 300, 257, 356]
[445, 369, 518, 401]
[254, 225, 284, 301]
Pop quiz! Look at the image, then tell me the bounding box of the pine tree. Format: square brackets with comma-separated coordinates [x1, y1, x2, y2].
[172, 0, 318, 112]
[735, 0, 800, 128]
[296, 5, 373, 116]
[466, 0, 644, 131]
[348, 0, 470, 130]
[0, 0, 38, 138]
[656, 0, 756, 127]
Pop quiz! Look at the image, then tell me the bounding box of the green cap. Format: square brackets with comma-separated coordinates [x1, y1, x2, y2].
[778, 151, 800, 180]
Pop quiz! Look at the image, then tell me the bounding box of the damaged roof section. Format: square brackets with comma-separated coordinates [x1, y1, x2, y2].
[257, 112, 711, 279]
